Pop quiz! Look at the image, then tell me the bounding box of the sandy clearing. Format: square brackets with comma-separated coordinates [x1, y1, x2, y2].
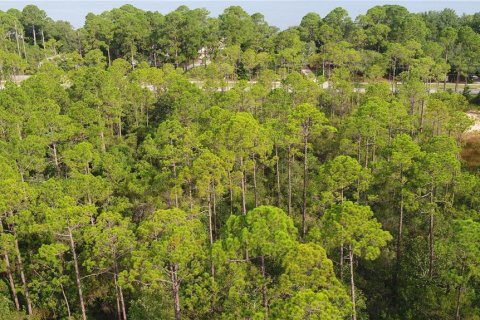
[466, 112, 480, 133]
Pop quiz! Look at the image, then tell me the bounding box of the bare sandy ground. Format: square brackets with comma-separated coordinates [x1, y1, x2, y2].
[466, 112, 480, 133]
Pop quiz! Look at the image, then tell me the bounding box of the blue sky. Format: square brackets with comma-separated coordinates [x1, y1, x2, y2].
[0, 1, 479, 29]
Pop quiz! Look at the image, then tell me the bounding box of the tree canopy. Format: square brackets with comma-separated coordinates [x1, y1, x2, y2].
[0, 3, 480, 320]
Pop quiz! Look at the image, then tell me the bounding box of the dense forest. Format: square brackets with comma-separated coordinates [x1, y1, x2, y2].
[0, 3, 480, 319]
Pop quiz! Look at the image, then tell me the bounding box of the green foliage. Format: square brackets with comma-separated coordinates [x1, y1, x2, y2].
[0, 294, 24, 320]
[272, 243, 351, 319]
[322, 201, 392, 259]
[131, 208, 207, 301]
[319, 155, 370, 204]
[0, 3, 479, 320]
[222, 205, 297, 258]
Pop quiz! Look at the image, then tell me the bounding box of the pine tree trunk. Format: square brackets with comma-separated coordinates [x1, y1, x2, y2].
[240, 156, 247, 215]
[68, 228, 87, 320]
[11, 221, 32, 316]
[261, 255, 268, 319]
[364, 139, 369, 168]
[100, 130, 106, 153]
[114, 274, 122, 320]
[340, 188, 345, 284]
[228, 171, 233, 213]
[349, 245, 357, 320]
[3, 248, 20, 311]
[302, 134, 308, 237]
[455, 70, 460, 93]
[170, 264, 181, 320]
[428, 211, 434, 278]
[76, 31, 83, 56]
[357, 137, 361, 163]
[172, 161, 178, 208]
[130, 44, 135, 69]
[287, 145, 292, 216]
[428, 189, 434, 278]
[41, 28, 46, 52]
[107, 47, 111, 66]
[208, 189, 216, 279]
[455, 284, 462, 320]
[119, 285, 127, 320]
[60, 282, 72, 319]
[14, 22, 21, 58]
[443, 52, 448, 91]
[275, 144, 281, 206]
[339, 244, 344, 282]
[395, 180, 404, 286]
[32, 25, 37, 46]
[419, 100, 425, 132]
[392, 59, 396, 93]
[252, 154, 258, 207]
[207, 191, 214, 245]
[118, 119, 122, 138]
[189, 181, 193, 211]
[212, 184, 217, 239]
[22, 33, 27, 59]
[455, 265, 465, 320]
[52, 142, 60, 174]
[114, 260, 127, 320]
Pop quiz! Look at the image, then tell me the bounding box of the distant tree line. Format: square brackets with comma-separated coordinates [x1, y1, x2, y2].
[0, 5, 479, 86]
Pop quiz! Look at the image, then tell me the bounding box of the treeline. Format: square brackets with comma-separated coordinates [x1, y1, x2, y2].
[0, 3, 480, 320]
[1, 5, 480, 87]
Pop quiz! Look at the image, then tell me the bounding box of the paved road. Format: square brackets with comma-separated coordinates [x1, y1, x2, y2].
[3, 73, 479, 134]
[1, 74, 479, 95]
